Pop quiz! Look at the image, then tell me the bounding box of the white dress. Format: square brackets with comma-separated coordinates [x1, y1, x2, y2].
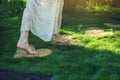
[20, 0, 64, 41]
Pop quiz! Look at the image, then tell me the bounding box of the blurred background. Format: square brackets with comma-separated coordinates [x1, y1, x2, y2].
[0, 0, 120, 20]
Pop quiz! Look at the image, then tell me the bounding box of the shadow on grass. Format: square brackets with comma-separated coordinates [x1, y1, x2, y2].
[0, 69, 52, 80]
[42, 44, 120, 80]
[0, 41, 120, 80]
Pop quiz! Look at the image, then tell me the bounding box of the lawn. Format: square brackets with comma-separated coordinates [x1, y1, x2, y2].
[0, 11, 120, 80]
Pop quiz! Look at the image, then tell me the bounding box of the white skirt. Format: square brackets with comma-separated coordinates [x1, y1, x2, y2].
[20, 0, 64, 41]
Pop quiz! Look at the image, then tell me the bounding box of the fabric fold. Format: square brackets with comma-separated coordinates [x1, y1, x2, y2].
[21, 0, 64, 42]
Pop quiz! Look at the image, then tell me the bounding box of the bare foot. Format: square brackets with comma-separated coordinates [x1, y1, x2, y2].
[52, 34, 69, 43]
[17, 42, 38, 55]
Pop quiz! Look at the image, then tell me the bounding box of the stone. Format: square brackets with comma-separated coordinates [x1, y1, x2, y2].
[104, 23, 120, 28]
[14, 45, 52, 58]
[0, 69, 52, 80]
[84, 27, 113, 36]
[51, 35, 80, 45]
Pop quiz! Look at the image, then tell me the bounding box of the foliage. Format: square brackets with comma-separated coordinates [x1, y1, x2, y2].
[0, 0, 120, 20]
[64, 0, 120, 13]
[64, 0, 120, 20]
[0, 0, 25, 18]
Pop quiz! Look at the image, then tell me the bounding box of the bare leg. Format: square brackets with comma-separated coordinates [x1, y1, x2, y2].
[17, 31, 38, 55]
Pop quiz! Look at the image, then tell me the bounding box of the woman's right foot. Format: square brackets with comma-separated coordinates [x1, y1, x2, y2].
[17, 42, 39, 55]
[52, 34, 69, 43]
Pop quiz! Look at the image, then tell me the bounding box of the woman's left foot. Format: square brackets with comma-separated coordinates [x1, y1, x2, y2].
[17, 41, 39, 55]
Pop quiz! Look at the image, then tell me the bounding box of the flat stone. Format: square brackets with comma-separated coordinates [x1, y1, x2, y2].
[0, 69, 52, 80]
[104, 23, 120, 28]
[51, 35, 80, 45]
[84, 27, 113, 36]
[14, 45, 52, 58]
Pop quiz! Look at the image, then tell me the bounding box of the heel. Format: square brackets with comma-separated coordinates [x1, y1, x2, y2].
[14, 47, 28, 58]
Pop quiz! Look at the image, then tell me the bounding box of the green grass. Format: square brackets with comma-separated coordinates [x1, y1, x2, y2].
[0, 12, 120, 80]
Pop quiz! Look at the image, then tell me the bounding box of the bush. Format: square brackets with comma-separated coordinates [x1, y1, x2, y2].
[0, 0, 25, 18]
[64, 0, 120, 15]
[107, 7, 120, 20]
[0, 0, 120, 19]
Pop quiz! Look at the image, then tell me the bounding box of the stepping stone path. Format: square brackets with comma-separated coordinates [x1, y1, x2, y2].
[14, 35, 80, 58]
[84, 27, 113, 36]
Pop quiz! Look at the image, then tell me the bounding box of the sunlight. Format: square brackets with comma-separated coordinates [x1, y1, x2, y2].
[86, 0, 110, 11]
[93, 5, 110, 11]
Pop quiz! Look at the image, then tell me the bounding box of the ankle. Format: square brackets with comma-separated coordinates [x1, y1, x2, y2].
[17, 40, 29, 48]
